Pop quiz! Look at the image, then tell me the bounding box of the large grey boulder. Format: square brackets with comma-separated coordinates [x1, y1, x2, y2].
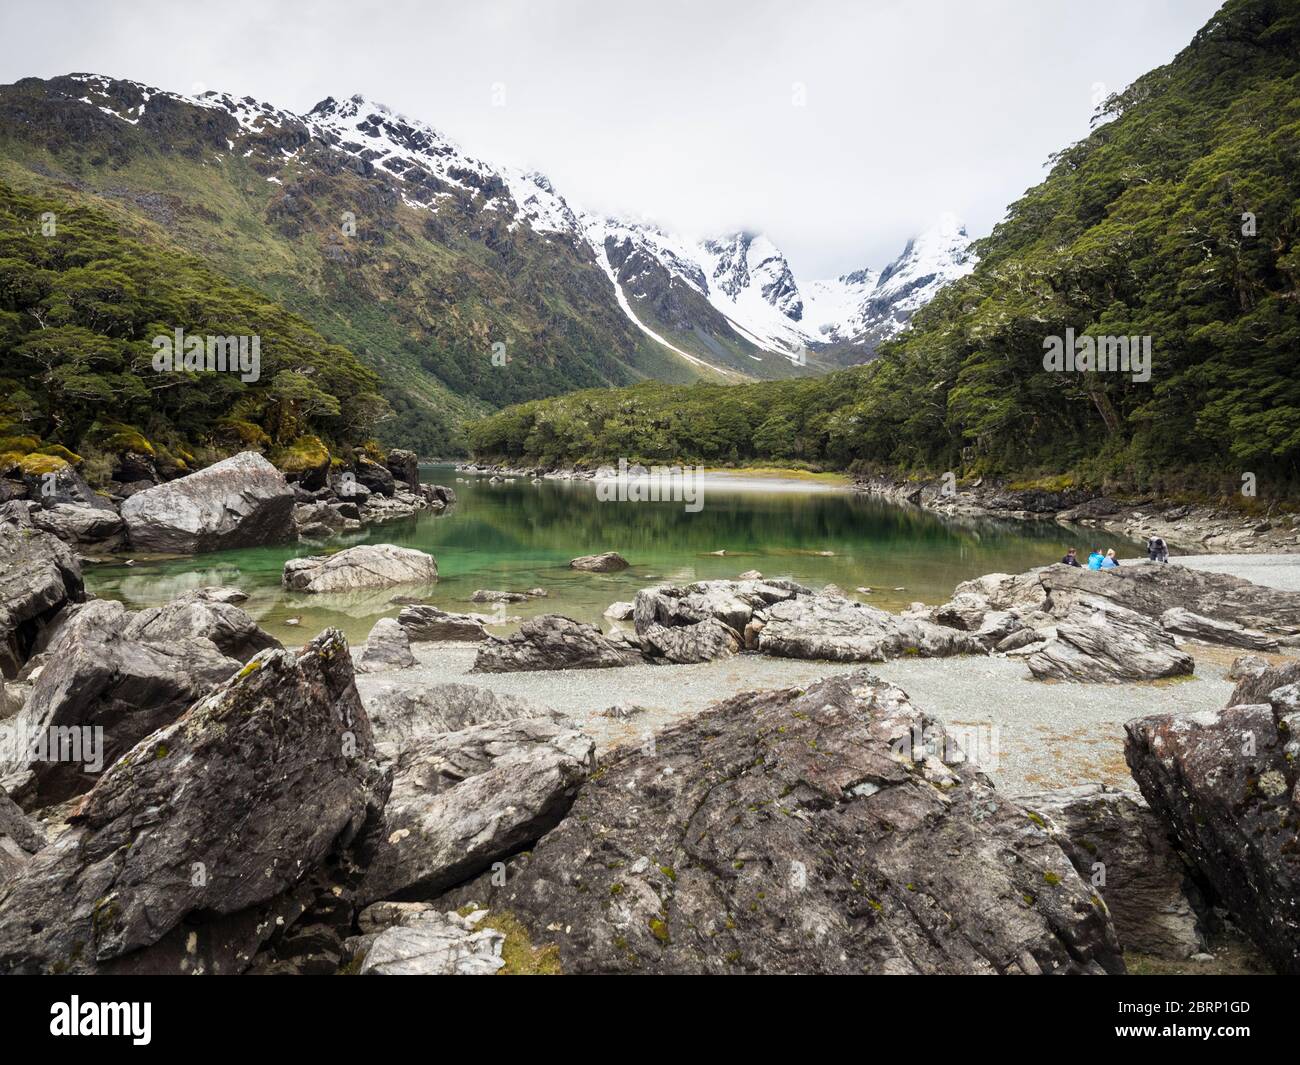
[1126, 679, 1300, 974]
[0, 521, 84, 678]
[630, 578, 982, 664]
[29, 503, 124, 547]
[640, 617, 741, 663]
[1026, 598, 1194, 682]
[932, 562, 1300, 651]
[120, 452, 295, 554]
[1041, 562, 1300, 638]
[359, 682, 561, 760]
[356, 618, 417, 673]
[1, 626, 240, 808]
[121, 589, 281, 663]
[361, 717, 594, 904]
[757, 596, 986, 662]
[360, 910, 504, 975]
[472, 615, 640, 673]
[479, 670, 1123, 974]
[397, 605, 488, 642]
[1016, 784, 1206, 959]
[0, 630, 386, 975]
[283, 543, 438, 594]
[383, 449, 419, 492]
[1158, 607, 1278, 651]
[0, 784, 45, 887]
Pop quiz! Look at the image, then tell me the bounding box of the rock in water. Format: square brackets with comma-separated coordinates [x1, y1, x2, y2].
[486, 670, 1123, 974]
[569, 551, 629, 572]
[472, 615, 640, 672]
[0, 521, 84, 678]
[1016, 783, 1206, 959]
[282, 543, 438, 594]
[396, 605, 487, 642]
[360, 910, 505, 975]
[1126, 681, 1300, 973]
[361, 717, 594, 904]
[0, 630, 386, 974]
[357, 618, 417, 673]
[1026, 598, 1194, 682]
[120, 452, 295, 554]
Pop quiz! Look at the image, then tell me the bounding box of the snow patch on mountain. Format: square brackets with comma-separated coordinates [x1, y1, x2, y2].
[56, 74, 974, 366]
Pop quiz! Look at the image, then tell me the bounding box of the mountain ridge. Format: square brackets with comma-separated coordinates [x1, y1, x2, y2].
[0, 71, 977, 449]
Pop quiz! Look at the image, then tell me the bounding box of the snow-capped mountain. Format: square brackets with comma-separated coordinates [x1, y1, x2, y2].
[33, 74, 975, 374]
[583, 211, 975, 360]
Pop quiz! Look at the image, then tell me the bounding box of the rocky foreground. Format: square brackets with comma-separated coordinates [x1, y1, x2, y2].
[2, 514, 1300, 973]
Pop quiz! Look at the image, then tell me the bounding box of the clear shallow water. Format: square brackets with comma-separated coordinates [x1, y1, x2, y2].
[85, 465, 1144, 645]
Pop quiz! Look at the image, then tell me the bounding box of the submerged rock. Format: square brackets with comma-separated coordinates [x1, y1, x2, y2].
[120, 452, 295, 554]
[486, 670, 1123, 974]
[0, 630, 386, 974]
[472, 615, 640, 673]
[283, 543, 438, 594]
[569, 551, 629, 572]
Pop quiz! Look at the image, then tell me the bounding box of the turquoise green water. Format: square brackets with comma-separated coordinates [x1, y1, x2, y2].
[84, 465, 1144, 645]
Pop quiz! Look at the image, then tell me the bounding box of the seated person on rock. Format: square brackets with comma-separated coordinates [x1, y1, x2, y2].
[1061, 547, 1082, 567]
[1086, 548, 1105, 570]
[1100, 549, 1119, 569]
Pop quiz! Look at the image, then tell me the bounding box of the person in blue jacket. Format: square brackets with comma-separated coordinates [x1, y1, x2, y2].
[1086, 548, 1105, 570]
[1100, 549, 1119, 569]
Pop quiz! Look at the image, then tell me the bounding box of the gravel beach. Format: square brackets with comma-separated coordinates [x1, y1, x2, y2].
[355, 638, 1276, 797]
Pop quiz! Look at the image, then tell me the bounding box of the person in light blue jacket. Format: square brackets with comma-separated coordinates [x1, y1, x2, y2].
[1100, 549, 1120, 569]
[1086, 549, 1105, 570]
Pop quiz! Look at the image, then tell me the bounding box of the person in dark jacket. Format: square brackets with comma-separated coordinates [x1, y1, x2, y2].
[1147, 536, 1169, 563]
[1061, 548, 1082, 567]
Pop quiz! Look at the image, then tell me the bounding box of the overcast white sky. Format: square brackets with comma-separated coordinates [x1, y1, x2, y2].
[0, 0, 1222, 276]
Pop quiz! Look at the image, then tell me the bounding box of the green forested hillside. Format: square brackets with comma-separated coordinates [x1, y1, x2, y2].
[0, 181, 386, 481]
[470, 0, 1300, 492]
[0, 76, 716, 456]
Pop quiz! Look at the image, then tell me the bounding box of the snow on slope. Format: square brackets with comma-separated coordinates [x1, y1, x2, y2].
[62, 74, 974, 368]
[582, 211, 975, 358]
